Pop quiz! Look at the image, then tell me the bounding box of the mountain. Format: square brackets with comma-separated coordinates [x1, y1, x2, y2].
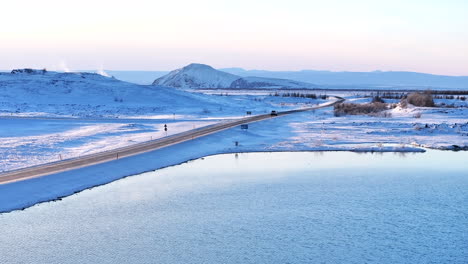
[153, 63, 239, 89]
[220, 68, 468, 90]
[152, 63, 316, 89]
[0, 69, 253, 117]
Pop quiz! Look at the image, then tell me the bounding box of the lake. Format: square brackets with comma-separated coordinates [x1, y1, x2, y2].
[0, 150, 467, 264]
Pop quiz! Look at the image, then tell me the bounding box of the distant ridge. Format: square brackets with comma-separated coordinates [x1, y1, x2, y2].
[220, 68, 468, 90]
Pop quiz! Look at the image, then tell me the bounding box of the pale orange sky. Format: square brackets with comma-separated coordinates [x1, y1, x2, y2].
[1, 0, 467, 75]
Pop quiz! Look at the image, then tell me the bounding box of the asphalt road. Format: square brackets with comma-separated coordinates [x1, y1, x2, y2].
[0, 98, 344, 185]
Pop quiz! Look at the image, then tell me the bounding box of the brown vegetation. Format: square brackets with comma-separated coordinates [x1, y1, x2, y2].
[334, 102, 390, 117]
[371, 96, 385, 103]
[271, 92, 328, 100]
[404, 92, 435, 107]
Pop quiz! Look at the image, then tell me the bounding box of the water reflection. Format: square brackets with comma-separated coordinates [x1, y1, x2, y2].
[0, 150, 467, 264]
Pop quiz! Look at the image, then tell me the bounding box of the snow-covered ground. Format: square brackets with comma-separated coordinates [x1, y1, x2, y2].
[279, 105, 467, 151]
[0, 118, 219, 172]
[0, 69, 291, 118]
[0, 71, 335, 172]
[1, 92, 466, 173]
[0, 75, 467, 212]
[1, 101, 467, 213]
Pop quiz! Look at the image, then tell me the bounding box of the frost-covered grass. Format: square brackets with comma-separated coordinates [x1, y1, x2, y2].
[282, 104, 467, 151]
[0, 118, 220, 172]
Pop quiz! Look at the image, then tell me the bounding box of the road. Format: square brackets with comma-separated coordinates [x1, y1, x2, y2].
[0, 98, 344, 185]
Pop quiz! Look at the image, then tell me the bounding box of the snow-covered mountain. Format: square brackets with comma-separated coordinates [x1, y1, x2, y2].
[153, 63, 239, 89]
[0, 69, 256, 118]
[152, 63, 316, 89]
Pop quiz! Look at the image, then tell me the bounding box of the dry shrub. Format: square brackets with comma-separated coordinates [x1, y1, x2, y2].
[400, 99, 408, 108]
[378, 112, 392, 118]
[404, 92, 435, 107]
[372, 96, 385, 103]
[334, 102, 389, 116]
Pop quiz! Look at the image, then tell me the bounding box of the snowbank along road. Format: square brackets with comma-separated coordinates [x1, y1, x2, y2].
[0, 97, 344, 185]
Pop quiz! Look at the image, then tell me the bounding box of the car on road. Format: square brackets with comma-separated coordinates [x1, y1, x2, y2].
[271, 110, 278, 116]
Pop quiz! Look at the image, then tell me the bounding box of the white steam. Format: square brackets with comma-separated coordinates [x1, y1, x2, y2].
[58, 61, 71, 72]
[97, 65, 111, 77]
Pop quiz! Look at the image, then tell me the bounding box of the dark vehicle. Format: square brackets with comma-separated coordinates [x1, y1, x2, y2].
[271, 110, 278, 116]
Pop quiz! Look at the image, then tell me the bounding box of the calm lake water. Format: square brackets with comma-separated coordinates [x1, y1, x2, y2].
[0, 151, 467, 264]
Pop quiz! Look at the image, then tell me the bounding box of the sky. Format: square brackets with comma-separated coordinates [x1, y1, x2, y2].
[1, 0, 467, 75]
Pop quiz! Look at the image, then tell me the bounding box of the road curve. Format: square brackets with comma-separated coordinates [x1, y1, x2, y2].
[0, 98, 344, 185]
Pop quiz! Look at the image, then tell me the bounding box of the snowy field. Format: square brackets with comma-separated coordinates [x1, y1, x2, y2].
[0, 117, 218, 172]
[279, 103, 468, 151]
[0, 88, 467, 173]
[0, 70, 297, 119]
[0, 70, 327, 172]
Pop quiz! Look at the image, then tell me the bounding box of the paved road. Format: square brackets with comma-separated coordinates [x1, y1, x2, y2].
[0, 98, 344, 185]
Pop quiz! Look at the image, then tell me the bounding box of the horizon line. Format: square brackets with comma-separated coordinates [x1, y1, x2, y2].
[1, 67, 467, 77]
